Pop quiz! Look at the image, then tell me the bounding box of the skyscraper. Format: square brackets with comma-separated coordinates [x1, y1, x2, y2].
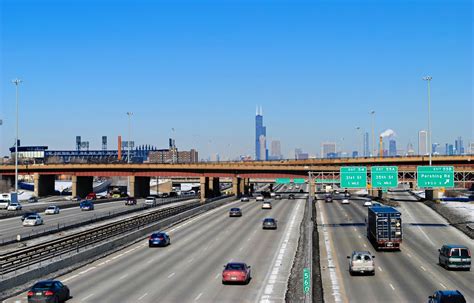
[389, 139, 397, 157]
[270, 140, 282, 160]
[455, 136, 464, 155]
[363, 132, 369, 157]
[418, 130, 428, 155]
[321, 142, 336, 158]
[469, 142, 474, 154]
[407, 142, 415, 156]
[255, 106, 267, 160]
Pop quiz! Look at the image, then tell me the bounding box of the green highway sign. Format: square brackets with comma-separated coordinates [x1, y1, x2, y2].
[276, 178, 291, 184]
[315, 178, 340, 184]
[340, 167, 367, 188]
[382, 188, 388, 193]
[303, 268, 310, 294]
[417, 166, 454, 188]
[371, 166, 398, 188]
[293, 178, 306, 184]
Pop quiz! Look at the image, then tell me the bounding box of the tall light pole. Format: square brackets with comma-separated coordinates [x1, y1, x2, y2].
[369, 110, 375, 157]
[423, 76, 433, 166]
[126, 112, 133, 163]
[12, 79, 22, 193]
[126, 112, 133, 196]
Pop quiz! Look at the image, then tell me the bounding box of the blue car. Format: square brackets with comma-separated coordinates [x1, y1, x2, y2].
[148, 232, 170, 247]
[429, 290, 466, 303]
[80, 201, 94, 211]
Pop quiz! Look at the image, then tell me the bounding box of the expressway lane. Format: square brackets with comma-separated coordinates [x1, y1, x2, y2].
[0, 198, 197, 245]
[4, 196, 305, 303]
[318, 195, 473, 303]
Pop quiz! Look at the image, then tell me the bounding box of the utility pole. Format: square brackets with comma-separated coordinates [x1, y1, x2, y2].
[423, 76, 433, 166]
[12, 79, 22, 193]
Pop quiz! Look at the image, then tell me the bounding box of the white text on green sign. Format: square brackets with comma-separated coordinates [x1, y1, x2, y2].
[417, 166, 454, 188]
[371, 166, 398, 188]
[303, 268, 310, 294]
[276, 178, 291, 184]
[340, 167, 367, 188]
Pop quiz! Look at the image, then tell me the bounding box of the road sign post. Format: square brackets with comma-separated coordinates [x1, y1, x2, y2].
[417, 166, 454, 188]
[340, 167, 367, 188]
[371, 166, 398, 188]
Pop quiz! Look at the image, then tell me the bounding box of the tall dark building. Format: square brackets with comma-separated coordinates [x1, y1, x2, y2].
[455, 136, 464, 155]
[363, 132, 369, 157]
[389, 139, 397, 156]
[255, 106, 267, 160]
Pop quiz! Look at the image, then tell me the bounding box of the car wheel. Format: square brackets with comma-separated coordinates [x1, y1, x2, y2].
[349, 269, 353, 276]
[222, 280, 226, 285]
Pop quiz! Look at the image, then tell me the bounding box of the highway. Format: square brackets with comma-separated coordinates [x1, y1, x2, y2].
[318, 191, 473, 303]
[4, 195, 305, 303]
[0, 198, 197, 246]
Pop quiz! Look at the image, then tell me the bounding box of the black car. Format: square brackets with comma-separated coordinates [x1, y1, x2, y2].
[21, 212, 38, 221]
[27, 280, 70, 303]
[125, 197, 137, 205]
[229, 208, 242, 217]
[274, 194, 282, 200]
[325, 196, 333, 203]
[263, 218, 277, 229]
[28, 196, 38, 203]
[288, 194, 295, 200]
[148, 232, 171, 247]
[429, 290, 466, 303]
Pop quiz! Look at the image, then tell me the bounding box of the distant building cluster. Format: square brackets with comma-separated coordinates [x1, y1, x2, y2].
[148, 139, 198, 164]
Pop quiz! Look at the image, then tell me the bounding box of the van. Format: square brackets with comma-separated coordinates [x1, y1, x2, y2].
[0, 193, 18, 209]
[438, 244, 471, 270]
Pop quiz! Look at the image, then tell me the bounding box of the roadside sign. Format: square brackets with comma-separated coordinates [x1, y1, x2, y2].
[340, 167, 367, 188]
[315, 179, 339, 184]
[382, 188, 388, 193]
[293, 178, 306, 184]
[276, 178, 291, 184]
[371, 166, 398, 188]
[303, 268, 310, 294]
[417, 166, 454, 188]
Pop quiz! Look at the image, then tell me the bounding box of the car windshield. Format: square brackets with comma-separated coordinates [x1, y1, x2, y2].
[226, 263, 245, 270]
[264, 219, 274, 222]
[47, 206, 55, 209]
[32, 281, 54, 290]
[26, 216, 37, 220]
[230, 208, 240, 211]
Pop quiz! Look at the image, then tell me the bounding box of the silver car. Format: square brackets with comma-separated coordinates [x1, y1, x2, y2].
[347, 251, 375, 275]
[23, 214, 44, 226]
[145, 196, 156, 207]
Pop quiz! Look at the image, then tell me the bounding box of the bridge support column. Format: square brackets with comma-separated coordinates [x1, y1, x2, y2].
[208, 177, 220, 197]
[0, 175, 15, 192]
[243, 178, 250, 195]
[425, 189, 440, 201]
[308, 179, 315, 198]
[130, 176, 150, 198]
[34, 173, 56, 197]
[71, 176, 93, 199]
[200, 177, 210, 202]
[232, 177, 242, 197]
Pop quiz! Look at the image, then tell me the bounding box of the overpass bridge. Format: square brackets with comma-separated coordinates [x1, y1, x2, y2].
[1, 155, 472, 200]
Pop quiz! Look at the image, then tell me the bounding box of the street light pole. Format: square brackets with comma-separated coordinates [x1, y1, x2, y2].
[423, 76, 433, 166]
[126, 112, 133, 164]
[370, 110, 375, 157]
[12, 79, 22, 194]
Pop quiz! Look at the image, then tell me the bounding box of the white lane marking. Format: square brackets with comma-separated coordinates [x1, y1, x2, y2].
[194, 293, 203, 301]
[407, 253, 412, 258]
[188, 258, 194, 263]
[378, 266, 383, 272]
[420, 266, 426, 271]
[168, 272, 175, 278]
[389, 284, 395, 290]
[258, 201, 302, 303]
[138, 293, 148, 301]
[215, 273, 220, 279]
[79, 266, 96, 275]
[146, 258, 156, 264]
[81, 293, 94, 301]
[358, 235, 361, 239]
[239, 247, 243, 252]
[247, 237, 251, 242]
[62, 274, 79, 282]
[119, 274, 128, 280]
[440, 283, 447, 289]
[363, 244, 367, 248]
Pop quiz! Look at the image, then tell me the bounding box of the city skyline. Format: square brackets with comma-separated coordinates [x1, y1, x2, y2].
[1, 1, 472, 159]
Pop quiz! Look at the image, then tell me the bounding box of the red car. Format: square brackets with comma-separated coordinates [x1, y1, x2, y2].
[222, 262, 251, 284]
[85, 193, 96, 200]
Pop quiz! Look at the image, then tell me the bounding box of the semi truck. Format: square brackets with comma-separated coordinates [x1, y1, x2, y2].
[0, 192, 18, 209]
[367, 205, 402, 250]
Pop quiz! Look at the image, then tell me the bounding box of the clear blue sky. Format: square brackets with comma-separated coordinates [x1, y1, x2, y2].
[1, 0, 472, 159]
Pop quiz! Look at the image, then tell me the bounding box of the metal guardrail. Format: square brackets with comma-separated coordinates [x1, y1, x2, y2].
[0, 201, 203, 275]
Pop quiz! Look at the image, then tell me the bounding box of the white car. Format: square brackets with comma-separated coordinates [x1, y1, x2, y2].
[240, 196, 250, 202]
[7, 202, 22, 211]
[145, 196, 156, 207]
[262, 202, 272, 209]
[363, 200, 373, 207]
[23, 214, 43, 226]
[256, 196, 264, 202]
[347, 251, 375, 275]
[45, 205, 60, 215]
[342, 199, 350, 204]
